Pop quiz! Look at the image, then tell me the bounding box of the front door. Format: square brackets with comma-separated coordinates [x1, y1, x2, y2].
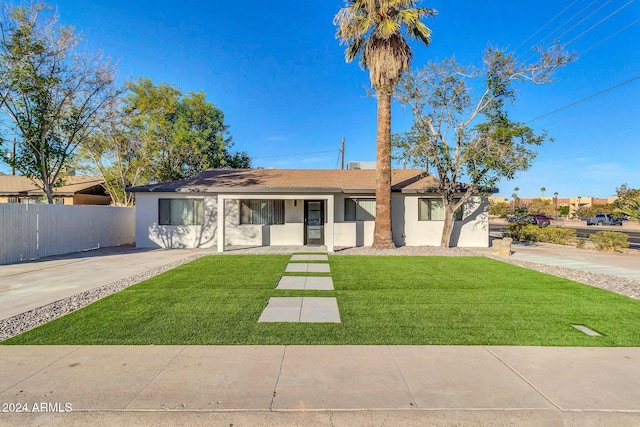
[304, 200, 324, 245]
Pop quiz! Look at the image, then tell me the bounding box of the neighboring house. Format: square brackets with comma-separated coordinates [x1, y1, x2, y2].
[127, 168, 492, 251]
[0, 176, 111, 205]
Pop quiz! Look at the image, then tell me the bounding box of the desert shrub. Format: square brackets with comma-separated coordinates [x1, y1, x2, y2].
[589, 231, 629, 252]
[502, 221, 530, 241]
[575, 238, 585, 249]
[537, 227, 576, 244]
[503, 224, 576, 244]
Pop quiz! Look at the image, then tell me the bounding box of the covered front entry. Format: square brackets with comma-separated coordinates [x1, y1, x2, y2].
[216, 194, 335, 252]
[304, 200, 325, 245]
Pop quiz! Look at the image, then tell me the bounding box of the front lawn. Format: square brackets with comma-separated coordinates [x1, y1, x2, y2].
[4, 255, 640, 346]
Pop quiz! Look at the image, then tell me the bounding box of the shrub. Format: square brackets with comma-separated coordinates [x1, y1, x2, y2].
[503, 224, 576, 244]
[575, 239, 585, 249]
[537, 227, 576, 245]
[502, 221, 529, 241]
[589, 231, 629, 253]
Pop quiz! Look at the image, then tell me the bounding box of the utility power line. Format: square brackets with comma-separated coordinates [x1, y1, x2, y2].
[566, 0, 636, 46]
[554, 0, 613, 42]
[525, 74, 640, 124]
[580, 17, 640, 55]
[535, 0, 600, 48]
[514, 0, 578, 52]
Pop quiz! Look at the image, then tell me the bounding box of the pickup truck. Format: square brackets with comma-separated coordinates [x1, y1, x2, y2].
[586, 213, 623, 226]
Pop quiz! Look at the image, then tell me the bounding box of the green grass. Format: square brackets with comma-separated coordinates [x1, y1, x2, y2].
[4, 255, 640, 346]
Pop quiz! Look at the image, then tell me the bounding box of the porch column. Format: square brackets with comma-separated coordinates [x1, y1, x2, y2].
[326, 194, 334, 252]
[217, 194, 225, 253]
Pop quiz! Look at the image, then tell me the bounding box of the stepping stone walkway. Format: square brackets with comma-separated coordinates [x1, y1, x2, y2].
[290, 254, 329, 261]
[258, 297, 340, 323]
[259, 253, 341, 323]
[276, 276, 334, 290]
[285, 263, 331, 273]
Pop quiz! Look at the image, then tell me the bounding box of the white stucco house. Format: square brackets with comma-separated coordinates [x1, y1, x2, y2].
[127, 168, 491, 251]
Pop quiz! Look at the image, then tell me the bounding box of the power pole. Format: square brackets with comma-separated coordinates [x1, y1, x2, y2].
[341, 137, 345, 170]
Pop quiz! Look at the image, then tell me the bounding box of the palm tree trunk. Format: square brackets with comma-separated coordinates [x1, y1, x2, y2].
[372, 90, 395, 249]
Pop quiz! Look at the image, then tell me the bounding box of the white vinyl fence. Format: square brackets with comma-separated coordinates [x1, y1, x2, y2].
[0, 204, 135, 265]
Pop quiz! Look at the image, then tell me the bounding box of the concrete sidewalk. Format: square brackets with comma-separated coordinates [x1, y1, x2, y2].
[0, 345, 639, 426]
[471, 241, 640, 282]
[509, 242, 640, 281]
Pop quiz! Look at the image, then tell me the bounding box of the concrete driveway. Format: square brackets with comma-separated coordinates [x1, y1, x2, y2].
[0, 245, 208, 321]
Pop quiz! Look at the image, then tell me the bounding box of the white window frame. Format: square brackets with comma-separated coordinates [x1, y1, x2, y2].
[418, 198, 463, 221]
[344, 197, 376, 221]
[240, 199, 285, 225]
[158, 198, 205, 226]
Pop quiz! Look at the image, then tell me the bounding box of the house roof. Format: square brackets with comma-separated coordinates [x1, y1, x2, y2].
[0, 176, 106, 196]
[127, 168, 431, 194]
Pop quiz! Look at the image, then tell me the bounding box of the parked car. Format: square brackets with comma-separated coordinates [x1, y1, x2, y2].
[518, 214, 552, 227]
[586, 213, 623, 226]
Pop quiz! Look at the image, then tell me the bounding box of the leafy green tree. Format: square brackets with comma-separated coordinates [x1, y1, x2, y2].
[77, 98, 144, 206]
[0, 3, 118, 203]
[79, 78, 250, 204]
[124, 78, 248, 183]
[394, 45, 573, 246]
[528, 198, 554, 216]
[614, 183, 640, 222]
[488, 200, 509, 217]
[613, 183, 640, 222]
[334, 0, 436, 249]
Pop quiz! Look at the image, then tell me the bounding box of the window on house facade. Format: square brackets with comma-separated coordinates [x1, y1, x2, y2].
[344, 198, 376, 221]
[418, 198, 463, 221]
[20, 198, 41, 204]
[7, 197, 17, 203]
[240, 200, 285, 225]
[158, 198, 205, 226]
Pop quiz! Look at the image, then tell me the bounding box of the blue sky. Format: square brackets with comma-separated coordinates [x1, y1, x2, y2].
[1, 0, 638, 199]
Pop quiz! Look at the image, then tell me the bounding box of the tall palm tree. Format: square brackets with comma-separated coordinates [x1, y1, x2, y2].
[540, 187, 546, 198]
[335, 0, 436, 249]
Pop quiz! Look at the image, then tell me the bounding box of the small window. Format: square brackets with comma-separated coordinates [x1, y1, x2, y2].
[418, 198, 463, 221]
[159, 198, 204, 226]
[7, 197, 17, 203]
[54, 198, 64, 205]
[20, 198, 41, 204]
[240, 200, 284, 225]
[345, 198, 376, 221]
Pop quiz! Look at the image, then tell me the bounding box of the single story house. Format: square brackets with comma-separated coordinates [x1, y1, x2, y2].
[128, 168, 491, 251]
[0, 175, 111, 205]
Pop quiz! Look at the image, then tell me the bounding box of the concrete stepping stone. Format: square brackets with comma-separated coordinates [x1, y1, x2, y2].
[284, 263, 330, 273]
[305, 277, 334, 290]
[300, 297, 340, 323]
[258, 297, 302, 322]
[258, 297, 340, 323]
[276, 276, 306, 290]
[290, 254, 329, 261]
[276, 276, 334, 290]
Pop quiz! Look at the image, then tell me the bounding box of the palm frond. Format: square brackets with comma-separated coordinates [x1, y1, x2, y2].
[408, 21, 432, 45]
[376, 19, 401, 38]
[334, 0, 436, 88]
[345, 36, 366, 63]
